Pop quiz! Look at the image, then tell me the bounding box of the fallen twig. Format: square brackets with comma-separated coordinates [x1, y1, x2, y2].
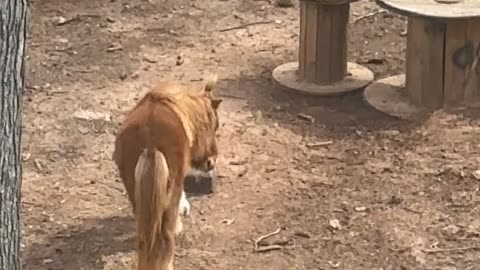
[56, 14, 101, 26]
[22, 200, 36, 206]
[306, 141, 333, 148]
[45, 46, 73, 53]
[219, 20, 274, 32]
[219, 94, 245, 100]
[107, 43, 123, 52]
[294, 231, 311, 239]
[423, 245, 480, 253]
[352, 10, 388, 24]
[255, 245, 283, 253]
[257, 239, 290, 247]
[402, 206, 422, 215]
[254, 228, 281, 252]
[297, 113, 315, 123]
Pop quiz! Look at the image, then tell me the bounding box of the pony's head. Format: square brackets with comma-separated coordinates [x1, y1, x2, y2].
[191, 75, 222, 172]
[167, 74, 222, 172]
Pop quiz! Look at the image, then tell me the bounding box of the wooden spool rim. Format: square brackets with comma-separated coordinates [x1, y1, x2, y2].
[272, 62, 374, 96]
[363, 74, 430, 120]
[376, 0, 480, 19]
[300, 0, 360, 5]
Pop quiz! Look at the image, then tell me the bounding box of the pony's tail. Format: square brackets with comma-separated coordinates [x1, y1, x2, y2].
[134, 146, 171, 268]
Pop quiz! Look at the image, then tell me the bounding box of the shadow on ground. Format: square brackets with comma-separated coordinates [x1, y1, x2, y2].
[218, 72, 424, 141]
[23, 216, 135, 270]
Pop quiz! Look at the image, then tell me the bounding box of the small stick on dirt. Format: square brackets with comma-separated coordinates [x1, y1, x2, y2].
[352, 10, 388, 24]
[402, 206, 422, 215]
[22, 200, 36, 206]
[45, 46, 73, 53]
[254, 228, 282, 252]
[107, 43, 123, 52]
[56, 14, 101, 26]
[219, 20, 274, 32]
[294, 231, 311, 239]
[219, 94, 245, 100]
[255, 245, 283, 253]
[56, 16, 79, 26]
[297, 113, 315, 123]
[306, 141, 333, 148]
[423, 245, 480, 254]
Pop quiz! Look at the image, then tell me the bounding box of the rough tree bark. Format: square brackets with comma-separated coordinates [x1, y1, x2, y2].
[0, 0, 28, 269]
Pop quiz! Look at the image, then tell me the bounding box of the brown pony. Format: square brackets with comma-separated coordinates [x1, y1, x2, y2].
[113, 76, 222, 270]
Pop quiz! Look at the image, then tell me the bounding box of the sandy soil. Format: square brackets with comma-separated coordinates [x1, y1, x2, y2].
[21, 0, 479, 269]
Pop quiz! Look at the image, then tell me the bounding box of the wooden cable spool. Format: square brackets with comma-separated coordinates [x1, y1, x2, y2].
[364, 0, 480, 119]
[272, 0, 373, 96]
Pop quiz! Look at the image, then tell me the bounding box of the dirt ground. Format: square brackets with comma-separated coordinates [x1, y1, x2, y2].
[21, 0, 479, 269]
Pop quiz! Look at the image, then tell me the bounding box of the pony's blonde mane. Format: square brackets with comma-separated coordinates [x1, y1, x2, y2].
[150, 76, 218, 149]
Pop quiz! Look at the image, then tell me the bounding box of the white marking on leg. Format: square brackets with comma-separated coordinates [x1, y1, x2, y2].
[179, 191, 190, 217]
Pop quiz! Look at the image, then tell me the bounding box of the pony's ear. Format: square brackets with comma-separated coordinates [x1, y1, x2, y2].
[211, 98, 222, 109]
[203, 74, 218, 93]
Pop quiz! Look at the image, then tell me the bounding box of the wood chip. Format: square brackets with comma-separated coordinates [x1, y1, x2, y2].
[22, 152, 31, 161]
[472, 170, 480, 180]
[297, 113, 315, 123]
[34, 159, 44, 171]
[56, 16, 78, 25]
[354, 206, 367, 212]
[222, 218, 236, 225]
[176, 55, 184, 66]
[294, 231, 311, 239]
[42, 258, 53, 265]
[329, 219, 341, 230]
[238, 167, 248, 177]
[107, 43, 123, 52]
[143, 56, 158, 63]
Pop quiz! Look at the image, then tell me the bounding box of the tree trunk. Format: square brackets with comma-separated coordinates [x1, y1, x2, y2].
[0, 0, 28, 269]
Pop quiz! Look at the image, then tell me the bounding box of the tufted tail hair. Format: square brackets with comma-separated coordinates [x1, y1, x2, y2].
[134, 145, 172, 269]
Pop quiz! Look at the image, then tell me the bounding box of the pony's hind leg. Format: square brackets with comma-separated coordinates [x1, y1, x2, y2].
[174, 216, 183, 235]
[175, 190, 189, 235]
[167, 255, 175, 270]
[163, 204, 179, 269]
